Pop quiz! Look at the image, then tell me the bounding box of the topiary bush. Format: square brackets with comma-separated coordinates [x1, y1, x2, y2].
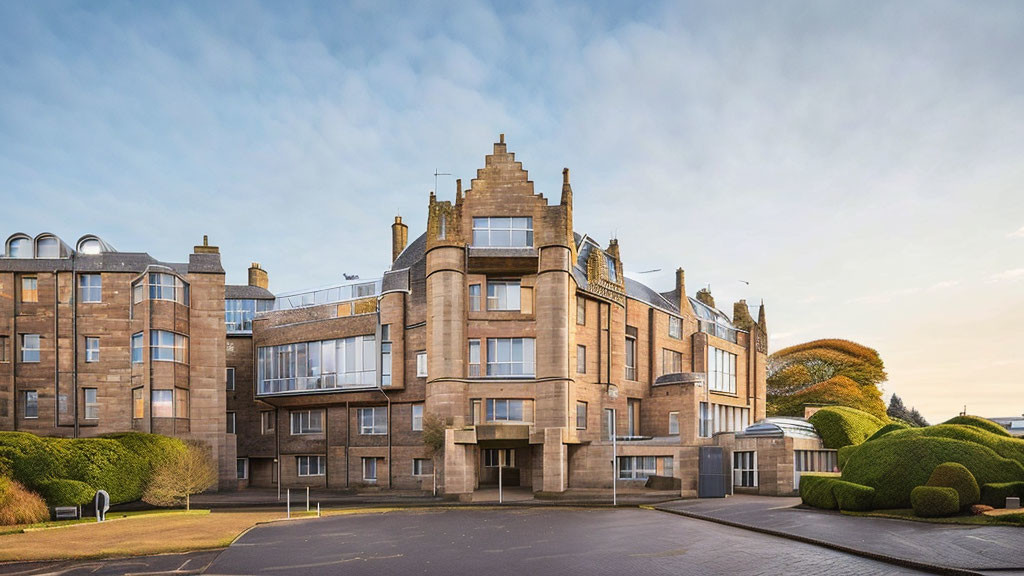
[799, 472, 842, 509]
[840, 432, 1024, 509]
[35, 479, 95, 507]
[942, 416, 1010, 437]
[926, 462, 980, 508]
[980, 481, 1024, 508]
[864, 422, 910, 443]
[911, 486, 959, 517]
[0, 431, 189, 506]
[808, 406, 887, 449]
[832, 480, 875, 511]
[0, 477, 49, 526]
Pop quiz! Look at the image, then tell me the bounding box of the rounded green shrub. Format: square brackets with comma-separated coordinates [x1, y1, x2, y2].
[980, 481, 1024, 508]
[915, 425, 1024, 466]
[942, 416, 1010, 437]
[926, 462, 979, 508]
[841, 434, 1024, 508]
[808, 406, 886, 449]
[911, 485, 959, 517]
[36, 479, 95, 507]
[832, 480, 875, 511]
[864, 422, 911, 443]
[799, 472, 842, 509]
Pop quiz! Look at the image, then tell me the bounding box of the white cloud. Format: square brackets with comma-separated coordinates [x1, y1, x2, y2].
[927, 280, 960, 291]
[988, 269, 1024, 283]
[1009, 226, 1024, 238]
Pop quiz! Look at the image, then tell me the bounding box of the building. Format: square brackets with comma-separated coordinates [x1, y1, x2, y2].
[0, 233, 237, 487]
[2, 136, 788, 498]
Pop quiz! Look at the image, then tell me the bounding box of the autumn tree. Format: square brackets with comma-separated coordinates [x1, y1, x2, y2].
[142, 440, 217, 511]
[767, 339, 888, 419]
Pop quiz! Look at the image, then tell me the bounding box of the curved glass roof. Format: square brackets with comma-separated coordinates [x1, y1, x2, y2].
[739, 417, 820, 439]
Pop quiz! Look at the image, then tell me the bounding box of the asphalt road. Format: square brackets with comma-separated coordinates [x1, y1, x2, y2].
[0, 549, 220, 575]
[206, 507, 929, 576]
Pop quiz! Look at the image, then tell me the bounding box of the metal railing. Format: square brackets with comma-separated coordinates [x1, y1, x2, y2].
[273, 279, 382, 311]
[698, 320, 738, 343]
[257, 371, 377, 395]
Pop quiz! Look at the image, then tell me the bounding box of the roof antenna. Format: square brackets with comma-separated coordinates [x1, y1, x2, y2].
[434, 170, 451, 197]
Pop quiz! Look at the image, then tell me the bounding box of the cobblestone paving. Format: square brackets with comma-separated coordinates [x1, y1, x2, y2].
[208, 508, 929, 575]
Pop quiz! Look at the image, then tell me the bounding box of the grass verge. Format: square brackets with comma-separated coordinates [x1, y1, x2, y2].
[842, 508, 1024, 527]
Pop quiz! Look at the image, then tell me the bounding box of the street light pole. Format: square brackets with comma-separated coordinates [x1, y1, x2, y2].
[612, 429, 617, 506]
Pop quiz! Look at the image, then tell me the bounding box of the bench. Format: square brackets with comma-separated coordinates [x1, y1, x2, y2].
[54, 506, 80, 520]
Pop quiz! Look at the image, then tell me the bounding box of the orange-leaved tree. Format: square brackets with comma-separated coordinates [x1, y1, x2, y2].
[767, 339, 888, 420]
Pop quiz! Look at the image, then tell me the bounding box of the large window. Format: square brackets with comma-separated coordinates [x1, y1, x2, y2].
[618, 456, 658, 480]
[79, 274, 102, 303]
[472, 217, 533, 247]
[257, 335, 377, 395]
[486, 338, 535, 377]
[486, 399, 529, 422]
[733, 451, 757, 487]
[84, 388, 99, 420]
[36, 237, 59, 258]
[794, 450, 839, 489]
[151, 390, 173, 418]
[21, 277, 37, 303]
[148, 273, 189, 305]
[24, 391, 38, 419]
[706, 403, 750, 435]
[291, 410, 323, 435]
[669, 316, 682, 339]
[8, 238, 31, 258]
[486, 281, 521, 311]
[469, 284, 481, 312]
[484, 448, 515, 467]
[699, 402, 711, 438]
[225, 299, 272, 333]
[358, 406, 387, 435]
[577, 345, 586, 374]
[413, 458, 433, 476]
[151, 331, 188, 364]
[131, 333, 143, 363]
[85, 337, 100, 363]
[708, 346, 738, 394]
[21, 334, 40, 363]
[298, 456, 325, 477]
[411, 404, 424, 431]
[662, 349, 682, 375]
[624, 336, 636, 380]
[576, 401, 587, 430]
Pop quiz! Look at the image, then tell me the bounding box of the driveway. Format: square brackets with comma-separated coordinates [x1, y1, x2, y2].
[655, 495, 1024, 572]
[206, 507, 928, 575]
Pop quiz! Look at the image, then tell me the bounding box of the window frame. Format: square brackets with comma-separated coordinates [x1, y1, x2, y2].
[576, 297, 586, 325]
[21, 334, 40, 363]
[624, 336, 637, 381]
[411, 403, 424, 431]
[662, 348, 682, 375]
[485, 337, 535, 377]
[486, 280, 521, 311]
[297, 455, 325, 477]
[24, 390, 38, 419]
[485, 398, 528, 423]
[21, 276, 38, 303]
[237, 458, 248, 480]
[361, 457, 378, 482]
[471, 216, 534, 247]
[150, 330, 188, 364]
[358, 406, 388, 435]
[131, 332, 144, 364]
[151, 389, 173, 418]
[132, 388, 144, 419]
[468, 339, 481, 378]
[468, 284, 481, 312]
[0, 335, 8, 363]
[416, 352, 428, 377]
[79, 274, 102, 303]
[733, 450, 758, 488]
[290, 410, 324, 435]
[412, 458, 433, 476]
[85, 337, 100, 363]
[84, 387, 99, 420]
[226, 411, 236, 434]
[576, 344, 586, 374]
[261, 411, 275, 434]
[576, 401, 587, 430]
[669, 411, 680, 435]
[226, 367, 235, 391]
[668, 316, 682, 339]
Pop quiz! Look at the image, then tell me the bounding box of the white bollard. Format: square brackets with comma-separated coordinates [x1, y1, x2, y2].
[287, 489, 291, 519]
[306, 486, 310, 512]
[317, 502, 321, 517]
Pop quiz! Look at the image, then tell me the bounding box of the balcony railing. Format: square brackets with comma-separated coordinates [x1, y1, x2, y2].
[273, 279, 381, 311]
[257, 371, 376, 395]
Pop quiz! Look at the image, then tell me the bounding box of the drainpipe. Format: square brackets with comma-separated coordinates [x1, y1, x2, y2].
[71, 255, 79, 438]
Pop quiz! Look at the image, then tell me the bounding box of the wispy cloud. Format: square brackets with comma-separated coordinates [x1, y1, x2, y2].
[988, 269, 1024, 283]
[927, 280, 960, 292]
[1009, 226, 1024, 238]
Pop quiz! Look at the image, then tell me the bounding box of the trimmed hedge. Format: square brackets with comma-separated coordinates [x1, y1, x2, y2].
[832, 480, 875, 511]
[914, 425, 1024, 466]
[926, 462, 979, 508]
[911, 486, 959, 517]
[36, 479, 95, 507]
[942, 415, 1010, 437]
[808, 406, 887, 449]
[0, 431, 188, 505]
[980, 481, 1024, 508]
[864, 422, 910, 443]
[840, 433, 1024, 509]
[799, 472, 842, 509]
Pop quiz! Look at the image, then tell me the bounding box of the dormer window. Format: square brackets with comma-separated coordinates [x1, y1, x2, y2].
[472, 217, 533, 247]
[78, 239, 102, 254]
[7, 237, 31, 258]
[36, 237, 59, 259]
[133, 272, 189, 306]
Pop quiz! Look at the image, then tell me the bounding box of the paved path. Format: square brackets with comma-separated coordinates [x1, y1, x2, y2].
[206, 507, 929, 575]
[0, 549, 219, 575]
[655, 495, 1024, 572]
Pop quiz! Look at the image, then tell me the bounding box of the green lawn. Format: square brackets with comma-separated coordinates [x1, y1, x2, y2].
[0, 509, 209, 536]
[842, 508, 1024, 527]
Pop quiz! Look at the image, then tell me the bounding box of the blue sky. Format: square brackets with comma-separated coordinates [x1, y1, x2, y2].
[2, 1, 1023, 422]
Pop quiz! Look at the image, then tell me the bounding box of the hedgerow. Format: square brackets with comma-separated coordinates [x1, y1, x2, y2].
[35, 479, 95, 507]
[911, 486, 959, 517]
[980, 481, 1024, 508]
[808, 406, 886, 449]
[926, 462, 979, 508]
[0, 431, 188, 506]
[942, 416, 1010, 437]
[840, 433, 1024, 509]
[799, 472, 841, 509]
[864, 422, 910, 443]
[832, 480, 875, 511]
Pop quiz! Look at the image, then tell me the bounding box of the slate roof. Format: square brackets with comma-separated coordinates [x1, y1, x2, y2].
[0, 251, 224, 275]
[225, 284, 275, 299]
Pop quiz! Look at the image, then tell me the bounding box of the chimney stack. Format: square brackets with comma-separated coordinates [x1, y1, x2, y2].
[392, 215, 409, 262]
[248, 262, 269, 290]
[732, 299, 755, 331]
[696, 287, 715, 309]
[193, 234, 219, 254]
